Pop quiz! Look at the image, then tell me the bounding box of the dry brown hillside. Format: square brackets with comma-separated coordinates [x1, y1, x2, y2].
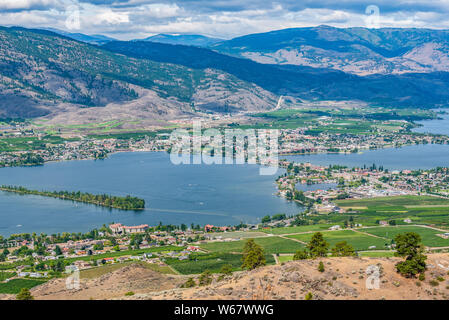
[3, 254, 449, 300]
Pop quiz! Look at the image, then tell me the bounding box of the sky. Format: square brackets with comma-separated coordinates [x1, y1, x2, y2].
[1, 0, 449, 40]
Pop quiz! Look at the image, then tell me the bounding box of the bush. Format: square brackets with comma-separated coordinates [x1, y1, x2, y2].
[305, 292, 313, 300]
[318, 261, 325, 273]
[220, 264, 233, 275]
[183, 278, 196, 288]
[429, 280, 439, 287]
[293, 249, 308, 260]
[16, 288, 33, 300]
[418, 273, 425, 281]
[125, 291, 135, 296]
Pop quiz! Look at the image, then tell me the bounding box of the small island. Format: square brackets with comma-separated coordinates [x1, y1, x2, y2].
[0, 185, 145, 210]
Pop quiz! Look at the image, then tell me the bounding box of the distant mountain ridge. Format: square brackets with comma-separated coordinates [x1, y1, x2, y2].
[211, 25, 449, 75]
[142, 34, 224, 47]
[43, 28, 117, 45]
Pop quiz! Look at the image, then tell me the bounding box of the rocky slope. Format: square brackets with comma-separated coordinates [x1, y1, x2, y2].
[4, 253, 446, 301]
[0, 27, 276, 120]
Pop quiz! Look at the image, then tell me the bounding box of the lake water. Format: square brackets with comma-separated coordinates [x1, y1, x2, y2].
[284, 144, 449, 170]
[296, 183, 338, 192]
[0, 152, 302, 236]
[412, 110, 449, 136]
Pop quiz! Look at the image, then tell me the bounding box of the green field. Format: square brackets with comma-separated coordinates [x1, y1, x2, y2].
[260, 224, 334, 235]
[210, 231, 268, 239]
[278, 255, 294, 263]
[362, 226, 449, 247]
[336, 196, 449, 208]
[63, 245, 183, 263]
[165, 252, 275, 274]
[357, 251, 396, 258]
[0, 135, 71, 152]
[0, 271, 16, 281]
[200, 236, 305, 254]
[286, 230, 389, 251]
[334, 196, 449, 227]
[0, 279, 46, 294]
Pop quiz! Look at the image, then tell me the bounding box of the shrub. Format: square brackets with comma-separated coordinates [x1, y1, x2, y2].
[429, 280, 439, 287]
[293, 249, 308, 260]
[16, 288, 33, 300]
[125, 291, 135, 296]
[220, 264, 233, 275]
[183, 278, 196, 288]
[318, 261, 325, 273]
[418, 273, 425, 281]
[305, 292, 313, 300]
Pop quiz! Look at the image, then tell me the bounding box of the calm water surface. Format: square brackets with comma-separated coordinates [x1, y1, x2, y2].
[0, 152, 301, 236]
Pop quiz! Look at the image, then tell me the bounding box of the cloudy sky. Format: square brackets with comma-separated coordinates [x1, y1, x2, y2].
[1, 0, 449, 40]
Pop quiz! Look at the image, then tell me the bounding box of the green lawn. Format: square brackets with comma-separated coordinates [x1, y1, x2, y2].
[0, 279, 46, 294]
[200, 236, 305, 254]
[362, 226, 449, 247]
[286, 230, 389, 251]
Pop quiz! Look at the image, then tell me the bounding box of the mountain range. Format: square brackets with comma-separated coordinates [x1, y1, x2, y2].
[211, 25, 449, 75]
[141, 34, 223, 47]
[1, 25, 449, 121]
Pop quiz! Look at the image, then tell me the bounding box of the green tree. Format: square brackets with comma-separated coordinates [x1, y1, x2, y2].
[261, 215, 271, 224]
[198, 270, 212, 286]
[293, 249, 309, 260]
[241, 239, 266, 270]
[307, 232, 329, 258]
[16, 288, 34, 300]
[331, 241, 355, 257]
[394, 232, 427, 278]
[54, 245, 62, 256]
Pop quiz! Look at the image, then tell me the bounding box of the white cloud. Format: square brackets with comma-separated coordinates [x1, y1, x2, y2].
[1, 1, 449, 40]
[0, 0, 61, 10]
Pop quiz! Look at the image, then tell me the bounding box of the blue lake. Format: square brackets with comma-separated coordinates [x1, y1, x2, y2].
[412, 110, 449, 136]
[284, 144, 449, 170]
[0, 152, 301, 236]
